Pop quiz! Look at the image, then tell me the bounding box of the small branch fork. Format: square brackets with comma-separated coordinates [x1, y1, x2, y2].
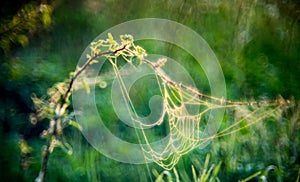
[35, 46, 126, 182]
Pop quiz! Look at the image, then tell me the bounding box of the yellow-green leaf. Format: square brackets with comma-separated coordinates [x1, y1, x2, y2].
[86, 54, 91, 59]
[69, 120, 82, 131]
[82, 80, 90, 94]
[42, 13, 51, 27]
[16, 34, 29, 47]
[108, 33, 114, 42]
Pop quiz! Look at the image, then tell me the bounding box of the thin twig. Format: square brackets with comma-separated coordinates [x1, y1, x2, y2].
[35, 45, 126, 182]
[141, 58, 288, 107]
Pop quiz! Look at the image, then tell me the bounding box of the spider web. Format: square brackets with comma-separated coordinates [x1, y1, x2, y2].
[108, 56, 286, 170]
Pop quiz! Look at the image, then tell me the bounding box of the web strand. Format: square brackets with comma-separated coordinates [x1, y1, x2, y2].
[108, 56, 289, 170]
[85, 35, 290, 170]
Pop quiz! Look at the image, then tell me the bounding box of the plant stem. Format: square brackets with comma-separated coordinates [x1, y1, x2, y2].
[35, 141, 50, 182]
[35, 45, 126, 182]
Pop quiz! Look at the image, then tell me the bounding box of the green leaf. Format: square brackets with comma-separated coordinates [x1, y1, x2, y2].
[89, 60, 99, 65]
[86, 54, 91, 59]
[40, 4, 52, 27]
[239, 171, 262, 182]
[42, 13, 51, 27]
[120, 34, 133, 45]
[69, 120, 82, 131]
[82, 80, 90, 94]
[173, 168, 180, 182]
[152, 169, 160, 178]
[16, 34, 29, 47]
[60, 140, 73, 155]
[192, 165, 197, 182]
[108, 33, 115, 44]
[211, 161, 222, 178]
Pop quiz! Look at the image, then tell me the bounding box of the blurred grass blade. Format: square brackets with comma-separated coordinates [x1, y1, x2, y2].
[239, 171, 261, 182]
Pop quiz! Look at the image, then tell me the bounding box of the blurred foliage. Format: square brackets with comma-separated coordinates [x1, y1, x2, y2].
[0, 1, 53, 54]
[31, 33, 147, 181]
[0, 0, 299, 181]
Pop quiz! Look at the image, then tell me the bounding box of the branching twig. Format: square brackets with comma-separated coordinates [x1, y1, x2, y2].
[35, 43, 127, 182]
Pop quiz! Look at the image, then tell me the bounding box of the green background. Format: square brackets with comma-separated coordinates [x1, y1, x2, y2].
[0, 0, 299, 181]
